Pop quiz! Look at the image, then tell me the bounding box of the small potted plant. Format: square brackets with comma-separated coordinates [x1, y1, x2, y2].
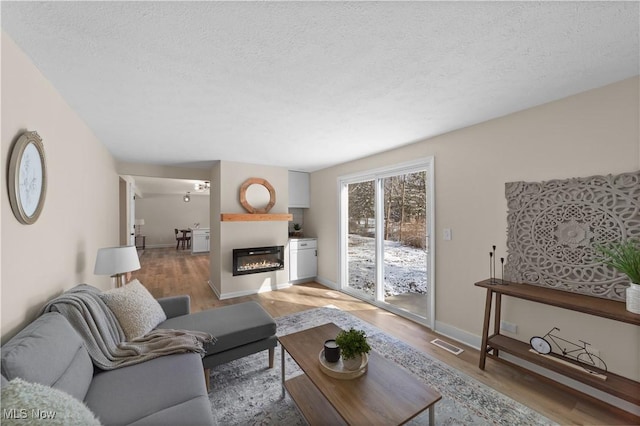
[335, 327, 371, 370]
[292, 223, 303, 237]
[597, 239, 640, 313]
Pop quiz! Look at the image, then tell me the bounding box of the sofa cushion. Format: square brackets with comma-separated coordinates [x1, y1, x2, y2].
[100, 279, 167, 340]
[156, 295, 191, 319]
[0, 313, 93, 401]
[1, 378, 101, 425]
[127, 396, 214, 426]
[156, 301, 276, 355]
[84, 353, 213, 425]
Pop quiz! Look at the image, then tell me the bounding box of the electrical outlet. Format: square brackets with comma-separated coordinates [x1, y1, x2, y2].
[500, 320, 517, 333]
[443, 228, 452, 241]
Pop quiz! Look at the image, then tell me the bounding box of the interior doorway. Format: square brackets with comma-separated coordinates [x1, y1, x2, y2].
[127, 176, 211, 250]
[118, 176, 135, 246]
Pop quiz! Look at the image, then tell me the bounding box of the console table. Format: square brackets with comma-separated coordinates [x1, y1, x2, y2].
[475, 278, 640, 405]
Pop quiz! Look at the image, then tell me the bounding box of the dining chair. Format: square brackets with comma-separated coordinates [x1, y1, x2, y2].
[175, 228, 187, 250]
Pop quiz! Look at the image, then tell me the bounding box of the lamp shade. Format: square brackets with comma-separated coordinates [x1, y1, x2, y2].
[94, 246, 141, 276]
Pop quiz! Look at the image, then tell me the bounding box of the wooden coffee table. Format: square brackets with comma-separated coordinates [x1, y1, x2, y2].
[279, 322, 442, 425]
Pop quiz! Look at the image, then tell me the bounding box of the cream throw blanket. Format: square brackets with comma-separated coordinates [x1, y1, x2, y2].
[40, 284, 214, 370]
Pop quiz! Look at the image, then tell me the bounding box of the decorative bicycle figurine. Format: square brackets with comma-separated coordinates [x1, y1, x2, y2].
[530, 327, 607, 373]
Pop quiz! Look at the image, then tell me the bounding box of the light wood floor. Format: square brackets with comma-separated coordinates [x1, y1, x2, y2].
[132, 248, 639, 426]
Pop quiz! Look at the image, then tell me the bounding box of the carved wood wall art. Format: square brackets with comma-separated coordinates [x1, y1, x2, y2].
[505, 170, 640, 301]
[239, 177, 276, 214]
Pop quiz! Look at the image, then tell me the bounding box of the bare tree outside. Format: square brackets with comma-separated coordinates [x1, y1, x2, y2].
[347, 181, 376, 297]
[347, 171, 428, 309]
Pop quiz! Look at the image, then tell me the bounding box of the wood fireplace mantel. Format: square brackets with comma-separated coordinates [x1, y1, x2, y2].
[220, 213, 293, 222]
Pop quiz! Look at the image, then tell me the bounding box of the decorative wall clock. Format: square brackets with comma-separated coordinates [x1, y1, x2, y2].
[8, 131, 47, 224]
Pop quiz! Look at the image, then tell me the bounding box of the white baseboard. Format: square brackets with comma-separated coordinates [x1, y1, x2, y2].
[499, 353, 640, 416]
[289, 277, 319, 285]
[315, 276, 339, 290]
[217, 282, 292, 300]
[146, 244, 174, 249]
[208, 280, 221, 299]
[434, 320, 482, 350]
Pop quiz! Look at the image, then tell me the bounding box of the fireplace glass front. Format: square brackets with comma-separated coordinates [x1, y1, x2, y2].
[232, 246, 284, 276]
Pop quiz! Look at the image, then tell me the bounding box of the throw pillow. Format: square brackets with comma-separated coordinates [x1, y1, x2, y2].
[0, 378, 101, 425]
[100, 279, 167, 340]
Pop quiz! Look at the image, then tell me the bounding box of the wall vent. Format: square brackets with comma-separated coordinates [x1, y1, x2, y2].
[430, 338, 464, 355]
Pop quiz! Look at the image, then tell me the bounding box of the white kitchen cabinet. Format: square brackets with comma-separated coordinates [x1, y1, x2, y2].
[191, 228, 210, 253]
[289, 238, 317, 282]
[288, 171, 310, 208]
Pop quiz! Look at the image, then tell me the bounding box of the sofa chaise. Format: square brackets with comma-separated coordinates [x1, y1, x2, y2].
[155, 295, 278, 390]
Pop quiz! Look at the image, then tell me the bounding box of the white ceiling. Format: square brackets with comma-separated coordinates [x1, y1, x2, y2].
[2, 2, 638, 172]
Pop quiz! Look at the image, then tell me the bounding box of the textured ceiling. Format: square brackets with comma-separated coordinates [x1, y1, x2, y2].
[2, 1, 638, 172]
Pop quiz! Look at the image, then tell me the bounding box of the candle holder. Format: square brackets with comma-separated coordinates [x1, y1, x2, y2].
[489, 251, 495, 285]
[324, 339, 341, 363]
[492, 245, 497, 283]
[488, 245, 507, 285]
[500, 257, 507, 285]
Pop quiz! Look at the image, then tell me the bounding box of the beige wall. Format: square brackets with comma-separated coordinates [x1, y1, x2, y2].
[1, 33, 119, 341]
[117, 161, 211, 181]
[211, 161, 289, 298]
[135, 193, 210, 247]
[306, 77, 640, 380]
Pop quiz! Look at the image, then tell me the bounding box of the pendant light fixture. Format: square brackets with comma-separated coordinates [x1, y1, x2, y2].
[183, 192, 191, 202]
[194, 181, 210, 191]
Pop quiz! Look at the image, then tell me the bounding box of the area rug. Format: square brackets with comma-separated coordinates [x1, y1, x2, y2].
[208, 307, 555, 425]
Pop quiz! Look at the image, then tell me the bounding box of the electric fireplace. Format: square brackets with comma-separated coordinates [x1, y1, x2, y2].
[232, 246, 284, 276]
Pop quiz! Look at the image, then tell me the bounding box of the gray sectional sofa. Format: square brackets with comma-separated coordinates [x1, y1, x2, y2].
[1, 293, 277, 425]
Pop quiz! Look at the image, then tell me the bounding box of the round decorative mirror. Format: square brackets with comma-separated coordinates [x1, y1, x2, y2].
[240, 177, 276, 214]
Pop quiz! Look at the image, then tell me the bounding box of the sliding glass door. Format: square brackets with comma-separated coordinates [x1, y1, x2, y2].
[340, 158, 434, 326]
[346, 180, 376, 298]
[382, 171, 429, 317]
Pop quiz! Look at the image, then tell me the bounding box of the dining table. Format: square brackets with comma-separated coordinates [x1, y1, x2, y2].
[179, 229, 191, 249]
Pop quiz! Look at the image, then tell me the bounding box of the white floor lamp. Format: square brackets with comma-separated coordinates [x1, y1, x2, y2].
[94, 245, 141, 287]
